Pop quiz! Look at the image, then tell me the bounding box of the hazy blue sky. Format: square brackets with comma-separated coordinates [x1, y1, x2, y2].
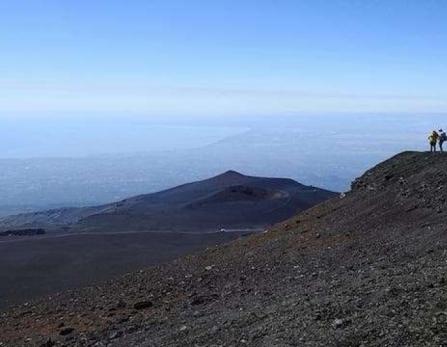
[0, 0, 446, 115]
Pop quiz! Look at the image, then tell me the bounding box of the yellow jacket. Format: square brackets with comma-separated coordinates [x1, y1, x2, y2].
[429, 133, 439, 143]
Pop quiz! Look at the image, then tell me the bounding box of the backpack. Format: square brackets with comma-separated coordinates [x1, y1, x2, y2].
[441, 132, 447, 141]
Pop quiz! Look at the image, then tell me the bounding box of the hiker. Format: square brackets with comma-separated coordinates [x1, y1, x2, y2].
[428, 130, 439, 152]
[439, 129, 446, 152]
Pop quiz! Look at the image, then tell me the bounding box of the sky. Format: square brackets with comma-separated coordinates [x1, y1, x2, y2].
[0, 0, 446, 116]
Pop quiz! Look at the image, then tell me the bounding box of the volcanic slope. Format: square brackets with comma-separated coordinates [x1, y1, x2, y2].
[2, 151, 447, 346]
[0, 170, 336, 232]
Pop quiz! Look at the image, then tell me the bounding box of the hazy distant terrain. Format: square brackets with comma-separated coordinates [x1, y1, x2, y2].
[0, 170, 335, 309]
[0, 114, 441, 216]
[0, 170, 336, 232]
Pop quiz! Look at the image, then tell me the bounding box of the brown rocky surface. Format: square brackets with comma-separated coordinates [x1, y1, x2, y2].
[1, 151, 447, 346]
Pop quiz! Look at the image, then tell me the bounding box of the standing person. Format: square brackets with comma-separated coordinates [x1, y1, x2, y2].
[428, 130, 439, 152]
[439, 129, 447, 152]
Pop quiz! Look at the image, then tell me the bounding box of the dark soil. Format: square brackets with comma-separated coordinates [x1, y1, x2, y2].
[1, 151, 447, 347]
[0, 231, 245, 311]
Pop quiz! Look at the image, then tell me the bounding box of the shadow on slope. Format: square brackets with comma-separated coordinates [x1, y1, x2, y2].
[0, 231, 246, 311]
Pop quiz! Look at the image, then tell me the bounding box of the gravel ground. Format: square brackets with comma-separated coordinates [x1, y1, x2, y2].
[1, 151, 447, 347]
[0, 231, 245, 310]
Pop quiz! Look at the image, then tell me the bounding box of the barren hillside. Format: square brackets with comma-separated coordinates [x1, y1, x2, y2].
[1, 152, 447, 346]
[0, 171, 336, 233]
